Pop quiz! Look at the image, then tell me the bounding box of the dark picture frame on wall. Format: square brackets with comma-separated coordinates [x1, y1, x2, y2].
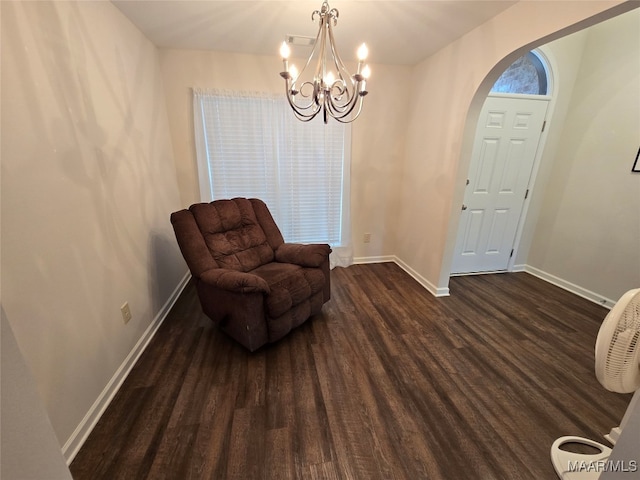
[633, 147, 640, 172]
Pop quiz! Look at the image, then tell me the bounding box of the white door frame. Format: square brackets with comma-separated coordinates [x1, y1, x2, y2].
[505, 47, 557, 272]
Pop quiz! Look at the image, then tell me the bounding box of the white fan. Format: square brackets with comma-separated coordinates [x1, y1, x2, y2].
[551, 288, 640, 480]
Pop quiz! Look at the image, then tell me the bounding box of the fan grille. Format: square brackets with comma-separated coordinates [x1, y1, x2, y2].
[600, 289, 640, 393]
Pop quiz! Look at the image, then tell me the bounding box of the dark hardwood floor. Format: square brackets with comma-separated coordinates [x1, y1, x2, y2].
[70, 263, 630, 479]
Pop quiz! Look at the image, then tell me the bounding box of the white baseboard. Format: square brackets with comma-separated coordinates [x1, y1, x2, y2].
[62, 271, 191, 464]
[351, 256, 618, 307]
[353, 255, 449, 297]
[394, 257, 450, 297]
[523, 265, 615, 309]
[353, 255, 396, 265]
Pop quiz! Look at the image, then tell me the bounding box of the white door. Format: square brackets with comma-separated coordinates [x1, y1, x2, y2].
[451, 95, 548, 274]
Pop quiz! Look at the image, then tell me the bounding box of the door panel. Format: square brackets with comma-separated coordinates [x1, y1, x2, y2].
[451, 96, 548, 274]
[461, 210, 484, 254]
[500, 139, 526, 192]
[475, 138, 499, 192]
[486, 208, 509, 253]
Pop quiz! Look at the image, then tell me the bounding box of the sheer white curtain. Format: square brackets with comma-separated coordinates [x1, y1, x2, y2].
[193, 89, 352, 268]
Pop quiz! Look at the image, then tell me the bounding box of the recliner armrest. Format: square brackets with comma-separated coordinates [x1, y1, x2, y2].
[200, 268, 270, 294]
[275, 243, 332, 268]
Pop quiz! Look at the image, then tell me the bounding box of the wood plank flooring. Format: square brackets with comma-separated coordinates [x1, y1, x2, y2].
[70, 263, 630, 479]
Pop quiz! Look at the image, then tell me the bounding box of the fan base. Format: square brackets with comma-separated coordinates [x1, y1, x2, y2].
[550, 436, 612, 479]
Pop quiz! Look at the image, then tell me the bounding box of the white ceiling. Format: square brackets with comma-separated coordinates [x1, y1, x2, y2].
[112, 0, 518, 65]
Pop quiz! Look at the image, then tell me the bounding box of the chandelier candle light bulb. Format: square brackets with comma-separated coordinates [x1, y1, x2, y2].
[278, 1, 370, 124]
[325, 71, 335, 87]
[280, 41, 291, 73]
[357, 43, 368, 74]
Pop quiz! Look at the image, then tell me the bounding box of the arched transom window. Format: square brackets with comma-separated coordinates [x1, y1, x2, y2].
[491, 51, 549, 95]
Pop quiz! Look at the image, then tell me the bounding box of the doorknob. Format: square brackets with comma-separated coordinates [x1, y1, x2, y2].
[461, 204, 468, 211]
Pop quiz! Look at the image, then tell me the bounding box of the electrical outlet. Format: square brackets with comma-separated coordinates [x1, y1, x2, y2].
[120, 302, 132, 324]
[363, 233, 371, 243]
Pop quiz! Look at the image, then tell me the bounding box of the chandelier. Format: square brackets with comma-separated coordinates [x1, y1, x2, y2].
[279, 1, 370, 124]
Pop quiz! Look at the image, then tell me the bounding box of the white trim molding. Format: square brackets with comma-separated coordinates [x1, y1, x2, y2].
[354, 256, 450, 297]
[353, 255, 396, 265]
[395, 257, 450, 297]
[524, 265, 615, 309]
[62, 271, 191, 464]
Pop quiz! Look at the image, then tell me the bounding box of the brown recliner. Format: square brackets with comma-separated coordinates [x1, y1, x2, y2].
[170, 198, 331, 351]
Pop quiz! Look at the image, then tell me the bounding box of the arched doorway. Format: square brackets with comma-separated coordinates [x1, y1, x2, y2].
[450, 50, 553, 274]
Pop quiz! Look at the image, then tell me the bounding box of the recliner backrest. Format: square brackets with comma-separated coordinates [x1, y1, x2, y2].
[189, 198, 275, 272]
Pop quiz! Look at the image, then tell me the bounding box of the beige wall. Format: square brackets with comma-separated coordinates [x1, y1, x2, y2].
[396, 1, 633, 293]
[514, 29, 590, 270]
[525, 8, 640, 302]
[1, 0, 185, 451]
[159, 49, 411, 260]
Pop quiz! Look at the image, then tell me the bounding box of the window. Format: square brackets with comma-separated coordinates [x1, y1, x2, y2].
[193, 90, 351, 254]
[491, 51, 549, 95]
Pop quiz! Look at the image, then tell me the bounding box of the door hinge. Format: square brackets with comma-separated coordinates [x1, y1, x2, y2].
[524, 189, 529, 200]
[541, 120, 546, 132]
[510, 249, 514, 258]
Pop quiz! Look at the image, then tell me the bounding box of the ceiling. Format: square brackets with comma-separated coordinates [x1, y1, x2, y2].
[112, 1, 518, 66]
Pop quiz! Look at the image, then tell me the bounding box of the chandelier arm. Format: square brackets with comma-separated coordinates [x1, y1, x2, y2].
[331, 83, 368, 121]
[326, 90, 360, 119]
[329, 8, 339, 25]
[295, 111, 320, 122]
[284, 79, 321, 120]
[325, 75, 362, 116]
[289, 96, 321, 118]
[290, 100, 321, 120]
[294, 27, 324, 92]
[332, 76, 368, 116]
[343, 94, 365, 122]
[317, 13, 329, 99]
[285, 4, 326, 112]
[326, 18, 354, 99]
[295, 81, 323, 112]
[325, 89, 354, 114]
[326, 92, 364, 123]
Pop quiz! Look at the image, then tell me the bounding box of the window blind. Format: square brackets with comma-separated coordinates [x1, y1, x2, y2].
[193, 90, 350, 247]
